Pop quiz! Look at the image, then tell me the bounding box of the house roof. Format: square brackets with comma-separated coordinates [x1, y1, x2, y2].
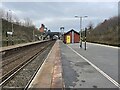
[64, 29, 80, 35]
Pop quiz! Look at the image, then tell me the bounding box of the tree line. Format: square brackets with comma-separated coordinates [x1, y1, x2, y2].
[0, 8, 42, 47]
[86, 16, 119, 46]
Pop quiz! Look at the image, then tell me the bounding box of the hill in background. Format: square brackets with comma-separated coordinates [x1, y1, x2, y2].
[2, 19, 42, 46]
[86, 16, 119, 46]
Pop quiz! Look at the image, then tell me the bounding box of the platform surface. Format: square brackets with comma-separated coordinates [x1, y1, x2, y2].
[60, 41, 118, 88]
[0, 40, 49, 52]
[29, 40, 119, 89]
[29, 40, 63, 88]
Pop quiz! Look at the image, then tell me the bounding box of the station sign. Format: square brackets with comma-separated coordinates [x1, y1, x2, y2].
[7, 32, 13, 35]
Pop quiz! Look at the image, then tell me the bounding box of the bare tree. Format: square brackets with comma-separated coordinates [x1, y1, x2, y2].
[13, 15, 20, 24]
[24, 17, 33, 27]
[0, 8, 5, 19]
[87, 21, 94, 30]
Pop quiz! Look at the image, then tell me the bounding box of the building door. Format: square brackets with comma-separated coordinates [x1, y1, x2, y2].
[66, 35, 70, 44]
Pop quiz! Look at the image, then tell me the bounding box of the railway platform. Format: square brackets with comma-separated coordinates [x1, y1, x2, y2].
[59, 41, 118, 88]
[0, 40, 49, 52]
[29, 40, 118, 89]
[2, 40, 118, 89]
[29, 40, 64, 88]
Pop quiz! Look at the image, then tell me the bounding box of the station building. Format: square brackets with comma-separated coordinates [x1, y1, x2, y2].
[63, 29, 80, 44]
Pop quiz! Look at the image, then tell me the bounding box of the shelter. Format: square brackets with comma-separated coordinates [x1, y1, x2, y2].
[63, 29, 80, 44]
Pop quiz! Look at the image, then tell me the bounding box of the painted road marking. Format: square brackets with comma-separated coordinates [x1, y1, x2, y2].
[67, 44, 120, 88]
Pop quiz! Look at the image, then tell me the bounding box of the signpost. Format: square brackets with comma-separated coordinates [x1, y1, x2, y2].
[7, 31, 13, 35]
[6, 31, 14, 46]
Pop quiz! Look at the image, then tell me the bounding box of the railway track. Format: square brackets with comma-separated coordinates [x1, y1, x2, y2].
[1, 41, 47, 66]
[0, 40, 55, 89]
[1, 40, 50, 78]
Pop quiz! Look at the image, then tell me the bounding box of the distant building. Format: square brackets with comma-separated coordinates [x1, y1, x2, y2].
[39, 24, 45, 33]
[63, 29, 80, 44]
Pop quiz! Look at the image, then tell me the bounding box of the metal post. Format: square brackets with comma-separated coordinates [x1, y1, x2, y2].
[6, 32, 8, 46]
[6, 12, 8, 46]
[63, 27, 64, 41]
[12, 23, 14, 45]
[9, 10, 14, 45]
[9, 10, 13, 45]
[60, 27, 64, 41]
[80, 17, 82, 48]
[84, 28, 87, 50]
[33, 29, 35, 41]
[60, 27, 62, 40]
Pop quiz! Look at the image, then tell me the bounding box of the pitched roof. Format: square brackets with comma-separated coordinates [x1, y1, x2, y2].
[64, 29, 80, 35]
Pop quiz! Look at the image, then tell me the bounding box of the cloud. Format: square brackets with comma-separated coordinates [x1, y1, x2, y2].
[2, 2, 118, 32]
[2, 0, 120, 2]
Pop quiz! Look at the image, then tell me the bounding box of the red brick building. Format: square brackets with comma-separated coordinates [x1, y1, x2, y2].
[39, 24, 45, 33]
[63, 29, 80, 44]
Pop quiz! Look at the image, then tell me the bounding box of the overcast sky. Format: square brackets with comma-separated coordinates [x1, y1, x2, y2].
[1, 1, 119, 32]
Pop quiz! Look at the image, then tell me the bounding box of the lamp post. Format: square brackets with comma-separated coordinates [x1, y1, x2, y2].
[75, 15, 88, 48]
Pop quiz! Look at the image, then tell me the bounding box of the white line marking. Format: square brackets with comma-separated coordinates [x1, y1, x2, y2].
[67, 44, 120, 88]
[87, 42, 119, 49]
